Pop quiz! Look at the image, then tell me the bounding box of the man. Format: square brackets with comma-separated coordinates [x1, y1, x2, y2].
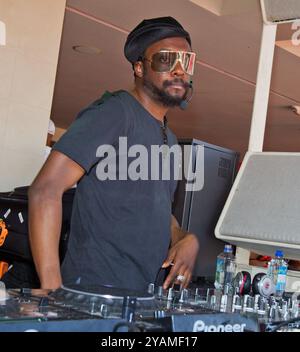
[28, 17, 199, 292]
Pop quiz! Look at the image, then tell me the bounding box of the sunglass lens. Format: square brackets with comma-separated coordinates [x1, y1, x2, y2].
[151, 52, 177, 72]
[184, 52, 195, 75]
[151, 51, 196, 75]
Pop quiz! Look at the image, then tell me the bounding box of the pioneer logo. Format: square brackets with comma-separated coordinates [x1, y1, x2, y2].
[193, 320, 246, 332]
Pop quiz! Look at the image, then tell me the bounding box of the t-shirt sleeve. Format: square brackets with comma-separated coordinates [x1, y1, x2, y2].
[53, 96, 129, 173]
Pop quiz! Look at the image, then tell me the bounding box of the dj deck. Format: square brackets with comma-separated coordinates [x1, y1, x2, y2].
[0, 283, 299, 332]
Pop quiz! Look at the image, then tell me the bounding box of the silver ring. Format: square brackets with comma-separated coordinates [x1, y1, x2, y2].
[176, 275, 185, 282]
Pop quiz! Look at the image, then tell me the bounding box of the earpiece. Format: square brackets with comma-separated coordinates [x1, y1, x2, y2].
[252, 273, 274, 297]
[252, 273, 265, 295]
[240, 271, 252, 295]
[233, 271, 275, 297]
[179, 80, 194, 110]
[233, 271, 251, 295]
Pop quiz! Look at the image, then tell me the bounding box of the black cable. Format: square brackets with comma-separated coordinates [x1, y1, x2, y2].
[267, 317, 300, 332]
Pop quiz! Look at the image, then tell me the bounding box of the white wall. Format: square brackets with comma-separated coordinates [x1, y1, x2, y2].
[0, 0, 66, 191]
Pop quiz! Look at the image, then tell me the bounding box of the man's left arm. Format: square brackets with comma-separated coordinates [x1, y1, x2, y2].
[162, 215, 200, 289]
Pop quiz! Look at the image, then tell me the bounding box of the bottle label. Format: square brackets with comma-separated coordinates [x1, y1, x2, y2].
[277, 274, 286, 284]
[275, 265, 287, 293]
[278, 266, 287, 276]
[215, 258, 225, 288]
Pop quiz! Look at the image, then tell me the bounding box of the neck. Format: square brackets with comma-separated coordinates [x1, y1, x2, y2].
[130, 86, 168, 122]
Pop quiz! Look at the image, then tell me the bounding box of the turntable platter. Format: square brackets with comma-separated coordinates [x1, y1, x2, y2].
[58, 284, 154, 301]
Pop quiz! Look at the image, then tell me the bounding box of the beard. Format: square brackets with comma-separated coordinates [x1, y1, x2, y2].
[143, 76, 190, 108]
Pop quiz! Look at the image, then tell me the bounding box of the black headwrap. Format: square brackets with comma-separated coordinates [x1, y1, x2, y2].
[124, 16, 191, 63]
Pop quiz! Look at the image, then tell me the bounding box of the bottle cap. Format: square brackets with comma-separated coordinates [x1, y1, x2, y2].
[224, 245, 233, 253]
[275, 250, 283, 257]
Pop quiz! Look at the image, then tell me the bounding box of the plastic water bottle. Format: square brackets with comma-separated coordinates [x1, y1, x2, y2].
[214, 244, 236, 291]
[267, 250, 288, 298]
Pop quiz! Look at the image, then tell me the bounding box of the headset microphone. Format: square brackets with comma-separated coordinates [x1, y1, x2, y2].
[179, 80, 193, 110]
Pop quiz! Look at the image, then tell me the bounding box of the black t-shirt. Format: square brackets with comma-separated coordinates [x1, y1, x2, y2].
[53, 91, 178, 291]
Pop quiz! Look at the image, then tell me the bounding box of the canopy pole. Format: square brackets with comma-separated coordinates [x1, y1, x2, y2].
[248, 23, 277, 152]
[236, 24, 277, 266]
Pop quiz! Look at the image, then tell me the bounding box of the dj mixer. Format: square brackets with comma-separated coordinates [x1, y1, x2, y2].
[1, 281, 299, 332]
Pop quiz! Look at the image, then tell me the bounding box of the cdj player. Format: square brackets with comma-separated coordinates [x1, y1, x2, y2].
[0, 282, 274, 332]
[0, 281, 299, 332]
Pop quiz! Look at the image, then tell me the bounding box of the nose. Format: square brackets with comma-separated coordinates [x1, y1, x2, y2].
[171, 60, 185, 77]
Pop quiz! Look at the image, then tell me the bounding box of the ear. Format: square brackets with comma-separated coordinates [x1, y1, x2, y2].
[133, 61, 144, 78]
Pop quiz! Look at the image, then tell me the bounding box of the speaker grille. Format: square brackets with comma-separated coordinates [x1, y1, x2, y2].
[261, 0, 300, 24]
[215, 152, 300, 259]
[218, 157, 231, 179]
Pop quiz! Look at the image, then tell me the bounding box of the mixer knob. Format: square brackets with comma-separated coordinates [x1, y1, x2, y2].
[179, 290, 184, 304]
[224, 284, 231, 295]
[100, 304, 110, 318]
[194, 288, 206, 305]
[148, 283, 155, 295]
[165, 300, 172, 310]
[257, 298, 267, 315]
[206, 288, 211, 303]
[291, 300, 299, 318]
[20, 288, 31, 297]
[232, 294, 242, 312]
[19, 287, 31, 303]
[220, 294, 228, 312]
[246, 296, 254, 312]
[154, 310, 165, 319]
[254, 294, 260, 310]
[38, 297, 49, 313]
[74, 294, 86, 303]
[167, 288, 174, 301]
[269, 306, 277, 320]
[179, 289, 189, 304]
[121, 296, 137, 322]
[194, 288, 200, 304]
[183, 289, 189, 299]
[210, 295, 217, 308]
[232, 294, 241, 305]
[242, 295, 254, 313]
[90, 302, 97, 315]
[281, 300, 289, 320]
[157, 286, 164, 298]
[269, 297, 276, 306]
[242, 295, 249, 311]
[89, 296, 102, 308]
[64, 292, 74, 300]
[243, 295, 249, 306]
[89, 296, 99, 303]
[38, 297, 49, 307]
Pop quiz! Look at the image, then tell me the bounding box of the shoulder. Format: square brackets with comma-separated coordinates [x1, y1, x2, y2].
[68, 92, 134, 134]
[77, 91, 128, 120]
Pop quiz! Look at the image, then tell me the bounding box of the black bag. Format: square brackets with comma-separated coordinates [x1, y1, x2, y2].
[0, 186, 75, 263]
